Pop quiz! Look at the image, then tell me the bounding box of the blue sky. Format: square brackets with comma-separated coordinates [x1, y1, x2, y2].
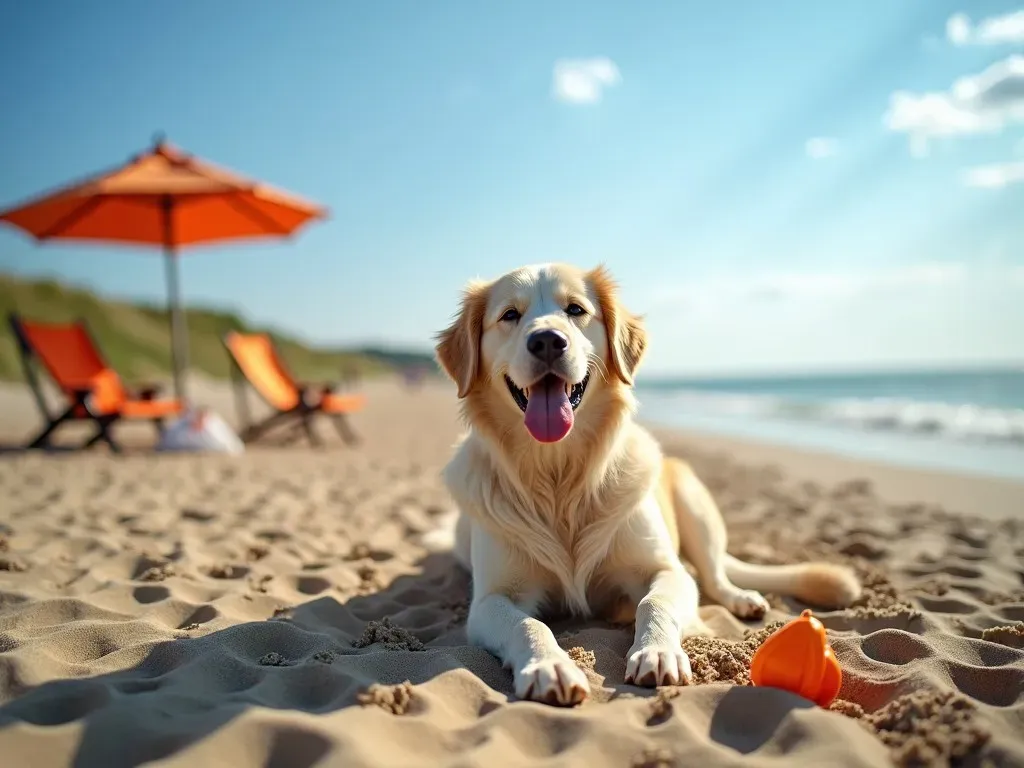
[1, 1, 1023, 375]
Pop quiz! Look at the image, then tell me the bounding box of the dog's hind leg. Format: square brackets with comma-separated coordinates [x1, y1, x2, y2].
[668, 459, 861, 611]
[666, 459, 771, 619]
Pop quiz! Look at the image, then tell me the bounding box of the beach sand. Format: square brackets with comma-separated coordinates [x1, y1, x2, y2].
[0, 377, 1022, 767]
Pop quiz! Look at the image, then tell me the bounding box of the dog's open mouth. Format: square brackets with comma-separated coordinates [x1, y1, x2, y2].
[504, 374, 590, 412]
[505, 372, 590, 443]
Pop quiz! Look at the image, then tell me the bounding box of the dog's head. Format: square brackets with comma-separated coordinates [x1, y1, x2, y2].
[435, 263, 647, 445]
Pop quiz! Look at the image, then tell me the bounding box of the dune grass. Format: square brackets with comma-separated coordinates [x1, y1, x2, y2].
[0, 273, 434, 384]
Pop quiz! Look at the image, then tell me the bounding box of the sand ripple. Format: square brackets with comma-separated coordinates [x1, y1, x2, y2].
[0, 409, 1022, 767]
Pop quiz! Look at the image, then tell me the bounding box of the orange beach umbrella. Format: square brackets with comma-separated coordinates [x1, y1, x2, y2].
[0, 134, 328, 400]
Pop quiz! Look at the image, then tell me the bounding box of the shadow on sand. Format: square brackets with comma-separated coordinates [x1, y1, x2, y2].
[0, 552, 842, 767]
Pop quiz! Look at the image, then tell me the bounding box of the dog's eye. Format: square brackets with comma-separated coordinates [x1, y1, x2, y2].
[500, 308, 521, 323]
[565, 303, 586, 317]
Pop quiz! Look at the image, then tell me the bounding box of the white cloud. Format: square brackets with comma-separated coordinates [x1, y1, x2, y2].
[963, 159, 1024, 188]
[946, 13, 973, 45]
[551, 58, 621, 104]
[805, 137, 839, 159]
[885, 55, 1024, 154]
[946, 10, 1024, 46]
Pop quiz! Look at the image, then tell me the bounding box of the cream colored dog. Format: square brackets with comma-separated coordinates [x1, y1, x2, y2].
[433, 263, 860, 706]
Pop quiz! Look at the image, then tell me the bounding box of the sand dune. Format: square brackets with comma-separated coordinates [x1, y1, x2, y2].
[0, 379, 1022, 767]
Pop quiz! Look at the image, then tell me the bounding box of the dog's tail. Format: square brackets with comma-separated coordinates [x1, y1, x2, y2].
[724, 554, 862, 609]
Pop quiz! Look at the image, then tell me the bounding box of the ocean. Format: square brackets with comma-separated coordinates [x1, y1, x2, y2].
[635, 367, 1024, 481]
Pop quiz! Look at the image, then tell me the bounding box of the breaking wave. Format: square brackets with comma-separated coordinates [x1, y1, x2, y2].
[643, 390, 1024, 444]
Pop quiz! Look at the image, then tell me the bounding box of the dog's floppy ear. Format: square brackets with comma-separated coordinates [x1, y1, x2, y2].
[435, 280, 490, 398]
[587, 265, 647, 386]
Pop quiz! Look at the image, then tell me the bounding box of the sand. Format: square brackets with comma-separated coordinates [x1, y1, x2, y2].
[0, 377, 1022, 767]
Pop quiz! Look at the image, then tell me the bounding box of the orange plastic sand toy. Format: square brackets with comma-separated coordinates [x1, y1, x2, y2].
[750, 609, 841, 707]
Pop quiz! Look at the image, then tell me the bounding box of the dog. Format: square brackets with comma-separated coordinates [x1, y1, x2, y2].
[432, 263, 861, 706]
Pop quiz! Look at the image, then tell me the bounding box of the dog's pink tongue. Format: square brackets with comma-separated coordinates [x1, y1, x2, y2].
[524, 377, 573, 443]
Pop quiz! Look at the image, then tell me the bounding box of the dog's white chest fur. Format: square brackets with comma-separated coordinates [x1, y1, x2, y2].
[444, 431, 659, 618]
[511, 492, 629, 615]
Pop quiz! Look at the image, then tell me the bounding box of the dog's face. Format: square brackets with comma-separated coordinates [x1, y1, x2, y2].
[436, 263, 647, 445]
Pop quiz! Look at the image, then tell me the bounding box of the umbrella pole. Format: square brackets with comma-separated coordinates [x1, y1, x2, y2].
[162, 196, 188, 402]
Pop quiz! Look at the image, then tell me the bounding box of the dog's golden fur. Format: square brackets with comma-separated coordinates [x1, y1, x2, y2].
[433, 263, 860, 706]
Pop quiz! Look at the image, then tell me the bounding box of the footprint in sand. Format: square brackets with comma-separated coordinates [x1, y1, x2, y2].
[176, 604, 219, 630]
[294, 575, 332, 596]
[860, 629, 935, 665]
[133, 585, 170, 604]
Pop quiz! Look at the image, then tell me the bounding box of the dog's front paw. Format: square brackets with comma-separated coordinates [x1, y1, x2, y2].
[515, 655, 591, 706]
[624, 644, 692, 687]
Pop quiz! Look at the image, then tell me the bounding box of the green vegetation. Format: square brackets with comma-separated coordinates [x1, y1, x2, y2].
[0, 273, 437, 384]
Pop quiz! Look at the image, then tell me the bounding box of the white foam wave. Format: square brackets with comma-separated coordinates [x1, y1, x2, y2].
[646, 390, 1024, 444]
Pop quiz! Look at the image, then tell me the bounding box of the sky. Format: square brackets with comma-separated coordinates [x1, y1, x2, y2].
[1, 1, 1023, 376]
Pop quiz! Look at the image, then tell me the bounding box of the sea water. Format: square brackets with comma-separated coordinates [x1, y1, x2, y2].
[636, 368, 1024, 481]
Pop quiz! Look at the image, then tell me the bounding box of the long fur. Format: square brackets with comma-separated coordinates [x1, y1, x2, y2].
[434, 263, 861, 706]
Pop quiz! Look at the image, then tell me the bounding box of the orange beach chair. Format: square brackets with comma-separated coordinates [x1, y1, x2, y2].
[223, 331, 365, 446]
[9, 314, 184, 451]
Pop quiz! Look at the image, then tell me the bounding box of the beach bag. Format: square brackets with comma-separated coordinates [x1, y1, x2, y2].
[156, 407, 245, 454]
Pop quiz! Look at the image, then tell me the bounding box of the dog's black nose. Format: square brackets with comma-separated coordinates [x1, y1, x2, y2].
[526, 329, 569, 363]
